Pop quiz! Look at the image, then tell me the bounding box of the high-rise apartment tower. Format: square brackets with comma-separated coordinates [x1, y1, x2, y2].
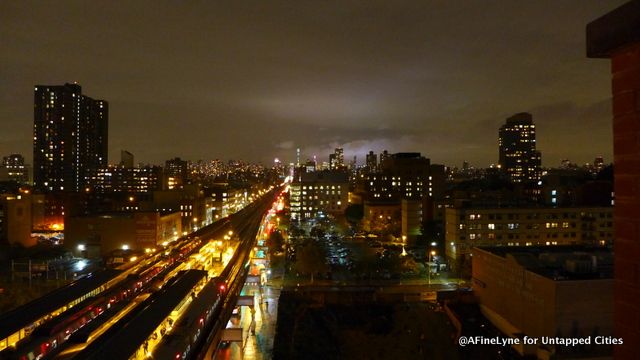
[498, 112, 541, 183]
[33, 83, 108, 192]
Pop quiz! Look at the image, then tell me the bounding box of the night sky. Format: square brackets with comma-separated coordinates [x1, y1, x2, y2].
[0, 1, 625, 167]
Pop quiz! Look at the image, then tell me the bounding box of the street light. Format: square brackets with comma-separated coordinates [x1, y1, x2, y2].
[428, 250, 436, 284]
[401, 235, 407, 256]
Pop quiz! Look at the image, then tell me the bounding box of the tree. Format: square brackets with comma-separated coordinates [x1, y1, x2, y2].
[294, 242, 328, 283]
[310, 226, 325, 239]
[367, 212, 400, 238]
[345, 204, 364, 225]
[289, 224, 306, 238]
[268, 230, 285, 254]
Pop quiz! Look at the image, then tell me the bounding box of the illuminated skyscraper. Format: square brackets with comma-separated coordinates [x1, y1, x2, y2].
[33, 83, 108, 192]
[329, 147, 345, 170]
[498, 112, 541, 183]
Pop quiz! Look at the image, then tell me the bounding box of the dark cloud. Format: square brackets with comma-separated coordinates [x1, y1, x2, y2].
[0, 0, 624, 167]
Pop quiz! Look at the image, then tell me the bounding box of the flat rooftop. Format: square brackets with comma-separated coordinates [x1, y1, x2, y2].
[475, 245, 613, 281]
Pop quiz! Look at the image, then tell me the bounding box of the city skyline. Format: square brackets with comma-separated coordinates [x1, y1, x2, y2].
[0, 2, 637, 359]
[0, 1, 625, 167]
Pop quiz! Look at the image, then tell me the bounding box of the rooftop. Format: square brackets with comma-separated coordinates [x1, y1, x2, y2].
[475, 245, 613, 281]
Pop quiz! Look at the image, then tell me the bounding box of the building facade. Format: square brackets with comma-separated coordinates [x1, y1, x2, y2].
[401, 199, 422, 242]
[498, 112, 541, 184]
[0, 194, 34, 246]
[472, 246, 613, 358]
[445, 206, 613, 263]
[365, 152, 445, 201]
[290, 170, 348, 220]
[1, 154, 29, 185]
[587, 3, 640, 357]
[65, 211, 182, 258]
[89, 165, 162, 194]
[365, 151, 377, 173]
[120, 150, 134, 168]
[164, 157, 188, 190]
[33, 83, 108, 193]
[329, 147, 345, 170]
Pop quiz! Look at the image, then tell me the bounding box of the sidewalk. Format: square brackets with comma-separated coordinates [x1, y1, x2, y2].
[216, 280, 282, 360]
[213, 246, 288, 360]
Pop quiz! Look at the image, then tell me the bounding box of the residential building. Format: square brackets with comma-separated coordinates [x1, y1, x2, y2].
[365, 151, 377, 173]
[445, 206, 613, 264]
[379, 150, 390, 166]
[0, 194, 34, 246]
[151, 184, 214, 230]
[472, 246, 613, 358]
[65, 211, 182, 258]
[290, 170, 348, 220]
[164, 157, 188, 190]
[401, 199, 422, 242]
[89, 165, 162, 194]
[1, 154, 29, 185]
[498, 112, 541, 184]
[33, 83, 108, 192]
[362, 201, 400, 236]
[329, 147, 344, 170]
[366, 152, 445, 201]
[304, 160, 316, 173]
[587, 3, 640, 356]
[205, 183, 248, 218]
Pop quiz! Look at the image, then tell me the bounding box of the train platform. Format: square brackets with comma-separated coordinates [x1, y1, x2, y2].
[215, 281, 281, 359]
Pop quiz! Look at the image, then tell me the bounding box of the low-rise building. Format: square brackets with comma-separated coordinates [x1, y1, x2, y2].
[65, 211, 182, 258]
[1, 154, 29, 185]
[151, 184, 211, 231]
[362, 201, 400, 236]
[0, 194, 33, 246]
[445, 206, 613, 264]
[472, 246, 613, 358]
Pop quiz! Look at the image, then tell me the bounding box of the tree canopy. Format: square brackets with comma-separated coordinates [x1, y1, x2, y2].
[294, 242, 328, 283]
